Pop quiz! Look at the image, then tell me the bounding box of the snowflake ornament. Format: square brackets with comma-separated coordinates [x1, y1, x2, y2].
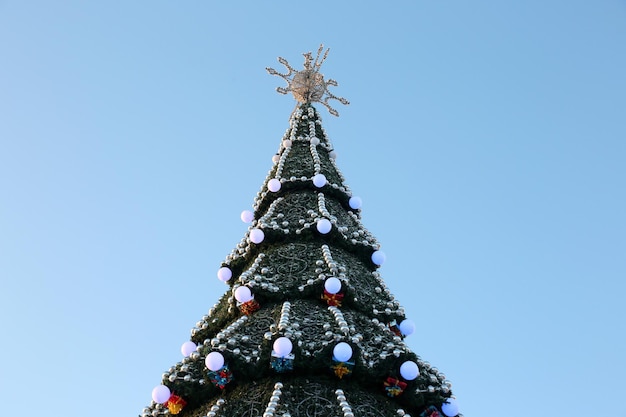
[267, 44, 349, 116]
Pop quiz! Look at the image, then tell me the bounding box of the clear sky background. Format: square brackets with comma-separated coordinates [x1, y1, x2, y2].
[1, 1, 625, 416]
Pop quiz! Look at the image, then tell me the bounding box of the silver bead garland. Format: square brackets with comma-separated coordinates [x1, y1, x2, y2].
[206, 398, 225, 417]
[262, 382, 284, 417]
[334, 389, 354, 417]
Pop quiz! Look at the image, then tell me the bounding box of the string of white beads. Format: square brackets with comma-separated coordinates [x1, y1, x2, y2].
[258, 198, 284, 231]
[206, 398, 225, 417]
[309, 140, 322, 175]
[210, 315, 248, 346]
[328, 154, 352, 194]
[328, 306, 350, 336]
[320, 244, 338, 275]
[275, 146, 290, 179]
[278, 301, 291, 331]
[238, 253, 266, 285]
[346, 211, 378, 246]
[334, 389, 354, 417]
[262, 382, 284, 417]
[191, 294, 229, 336]
[317, 193, 333, 220]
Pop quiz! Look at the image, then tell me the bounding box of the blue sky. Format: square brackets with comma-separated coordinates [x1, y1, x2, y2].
[1, 1, 625, 416]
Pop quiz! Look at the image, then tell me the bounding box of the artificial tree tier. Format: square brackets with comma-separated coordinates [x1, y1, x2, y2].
[141, 102, 460, 417]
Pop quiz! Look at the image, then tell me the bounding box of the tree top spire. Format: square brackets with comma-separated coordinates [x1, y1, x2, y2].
[267, 45, 350, 117]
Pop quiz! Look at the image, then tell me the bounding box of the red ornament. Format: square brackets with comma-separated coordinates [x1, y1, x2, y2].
[322, 289, 344, 306]
[164, 393, 187, 415]
[239, 299, 260, 315]
[384, 377, 407, 397]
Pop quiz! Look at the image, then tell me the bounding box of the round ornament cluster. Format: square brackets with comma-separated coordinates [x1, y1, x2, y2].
[441, 398, 459, 417]
[217, 267, 232, 283]
[268, 178, 281, 192]
[273, 337, 293, 357]
[313, 173, 327, 188]
[240, 210, 254, 223]
[333, 342, 353, 362]
[371, 250, 386, 266]
[205, 351, 225, 371]
[324, 277, 342, 294]
[317, 218, 332, 234]
[151, 385, 170, 404]
[398, 319, 415, 336]
[249, 228, 265, 244]
[399, 360, 419, 380]
[181, 341, 197, 357]
[348, 196, 362, 210]
[235, 286, 253, 303]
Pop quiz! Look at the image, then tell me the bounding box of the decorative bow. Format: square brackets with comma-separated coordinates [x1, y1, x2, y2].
[384, 377, 407, 397]
[331, 360, 355, 379]
[322, 289, 344, 306]
[208, 365, 234, 389]
[239, 299, 260, 315]
[164, 393, 187, 415]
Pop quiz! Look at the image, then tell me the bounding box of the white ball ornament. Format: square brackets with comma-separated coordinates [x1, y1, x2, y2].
[273, 337, 293, 357]
[151, 384, 171, 404]
[348, 196, 362, 210]
[205, 351, 225, 371]
[240, 210, 254, 223]
[268, 178, 281, 192]
[316, 218, 332, 234]
[249, 228, 265, 244]
[399, 360, 419, 380]
[324, 277, 342, 294]
[310, 137, 320, 145]
[234, 286, 253, 303]
[282, 139, 292, 148]
[371, 250, 386, 266]
[181, 341, 197, 357]
[329, 150, 337, 160]
[333, 342, 353, 362]
[441, 398, 459, 417]
[217, 267, 232, 283]
[272, 154, 280, 163]
[312, 173, 327, 188]
[399, 319, 416, 336]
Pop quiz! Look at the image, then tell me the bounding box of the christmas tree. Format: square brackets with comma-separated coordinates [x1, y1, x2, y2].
[141, 46, 460, 417]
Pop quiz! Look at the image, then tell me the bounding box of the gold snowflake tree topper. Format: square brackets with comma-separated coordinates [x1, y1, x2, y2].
[266, 45, 349, 117]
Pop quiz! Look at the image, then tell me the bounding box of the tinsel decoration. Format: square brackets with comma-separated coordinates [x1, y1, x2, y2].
[388, 320, 402, 337]
[270, 351, 295, 373]
[384, 377, 407, 397]
[331, 358, 354, 379]
[419, 406, 442, 417]
[238, 298, 260, 315]
[207, 365, 234, 389]
[322, 288, 344, 306]
[164, 393, 187, 415]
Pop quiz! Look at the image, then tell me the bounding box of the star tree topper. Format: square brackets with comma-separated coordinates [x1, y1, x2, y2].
[267, 44, 349, 116]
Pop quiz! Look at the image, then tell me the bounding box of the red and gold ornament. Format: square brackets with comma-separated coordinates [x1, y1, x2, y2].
[164, 393, 187, 415]
[384, 377, 407, 397]
[322, 289, 344, 306]
[239, 298, 260, 315]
